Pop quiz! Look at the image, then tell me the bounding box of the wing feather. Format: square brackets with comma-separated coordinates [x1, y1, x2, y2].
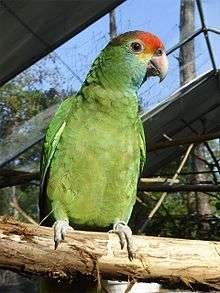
[39, 96, 75, 222]
[139, 119, 146, 175]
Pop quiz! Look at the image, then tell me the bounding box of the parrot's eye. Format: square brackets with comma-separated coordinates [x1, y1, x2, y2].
[156, 48, 163, 56]
[130, 42, 144, 53]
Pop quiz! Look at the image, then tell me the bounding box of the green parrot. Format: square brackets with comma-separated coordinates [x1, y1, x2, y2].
[40, 30, 168, 260]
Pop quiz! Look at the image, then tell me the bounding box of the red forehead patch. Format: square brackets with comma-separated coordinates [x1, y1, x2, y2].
[136, 31, 164, 49]
[111, 30, 164, 51]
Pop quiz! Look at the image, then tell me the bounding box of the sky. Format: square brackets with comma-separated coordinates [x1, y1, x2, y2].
[23, 0, 220, 111]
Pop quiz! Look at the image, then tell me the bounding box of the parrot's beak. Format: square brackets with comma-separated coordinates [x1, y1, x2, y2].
[145, 51, 168, 82]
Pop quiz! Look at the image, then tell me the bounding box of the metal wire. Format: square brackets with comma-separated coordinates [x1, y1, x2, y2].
[207, 27, 220, 35]
[167, 28, 203, 55]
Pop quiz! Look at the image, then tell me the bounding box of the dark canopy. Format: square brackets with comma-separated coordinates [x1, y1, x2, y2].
[142, 69, 220, 175]
[0, 0, 125, 86]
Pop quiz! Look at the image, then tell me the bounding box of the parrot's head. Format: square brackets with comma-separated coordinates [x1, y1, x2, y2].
[109, 31, 168, 87]
[83, 30, 168, 94]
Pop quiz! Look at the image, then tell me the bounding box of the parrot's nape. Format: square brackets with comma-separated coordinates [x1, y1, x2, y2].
[40, 30, 168, 260]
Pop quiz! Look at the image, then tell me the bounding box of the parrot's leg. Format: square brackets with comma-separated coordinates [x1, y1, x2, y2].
[110, 221, 134, 261]
[53, 220, 73, 249]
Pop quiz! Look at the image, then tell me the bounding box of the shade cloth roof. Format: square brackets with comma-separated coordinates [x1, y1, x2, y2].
[142, 69, 220, 175]
[0, 0, 125, 86]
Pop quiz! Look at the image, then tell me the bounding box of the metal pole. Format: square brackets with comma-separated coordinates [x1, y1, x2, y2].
[207, 27, 220, 35]
[167, 28, 202, 55]
[167, 25, 220, 56]
[196, 0, 217, 73]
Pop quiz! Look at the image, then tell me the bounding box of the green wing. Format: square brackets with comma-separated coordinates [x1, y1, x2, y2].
[40, 96, 77, 222]
[139, 119, 146, 175]
[41, 97, 72, 181]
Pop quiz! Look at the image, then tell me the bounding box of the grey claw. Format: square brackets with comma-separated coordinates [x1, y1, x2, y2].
[111, 221, 134, 261]
[61, 231, 65, 241]
[54, 240, 59, 250]
[124, 232, 134, 261]
[109, 229, 125, 249]
[118, 231, 126, 250]
[53, 220, 72, 249]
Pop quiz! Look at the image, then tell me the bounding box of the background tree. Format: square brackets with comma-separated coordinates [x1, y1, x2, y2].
[179, 0, 211, 239]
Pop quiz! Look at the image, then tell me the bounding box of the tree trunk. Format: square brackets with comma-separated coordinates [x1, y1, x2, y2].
[194, 144, 211, 238]
[179, 0, 196, 85]
[179, 0, 211, 235]
[179, 0, 196, 216]
[109, 9, 117, 40]
[0, 218, 220, 290]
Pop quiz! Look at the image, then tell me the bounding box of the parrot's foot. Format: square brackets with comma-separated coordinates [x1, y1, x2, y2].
[110, 221, 134, 261]
[53, 220, 73, 250]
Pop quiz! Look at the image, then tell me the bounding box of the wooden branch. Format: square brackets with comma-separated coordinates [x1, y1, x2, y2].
[0, 218, 220, 289]
[148, 131, 220, 152]
[0, 169, 40, 188]
[139, 183, 220, 192]
[140, 177, 179, 184]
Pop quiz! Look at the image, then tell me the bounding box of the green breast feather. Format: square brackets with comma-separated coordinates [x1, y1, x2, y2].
[40, 93, 145, 228]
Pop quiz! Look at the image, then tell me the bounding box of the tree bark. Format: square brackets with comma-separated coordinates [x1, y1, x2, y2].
[0, 218, 220, 290]
[109, 9, 117, 40]
[179, 0, 211, 234]
[179, 0, 197, 217]
[194, 144, 212, 238]
[179, 0, 196, 85]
